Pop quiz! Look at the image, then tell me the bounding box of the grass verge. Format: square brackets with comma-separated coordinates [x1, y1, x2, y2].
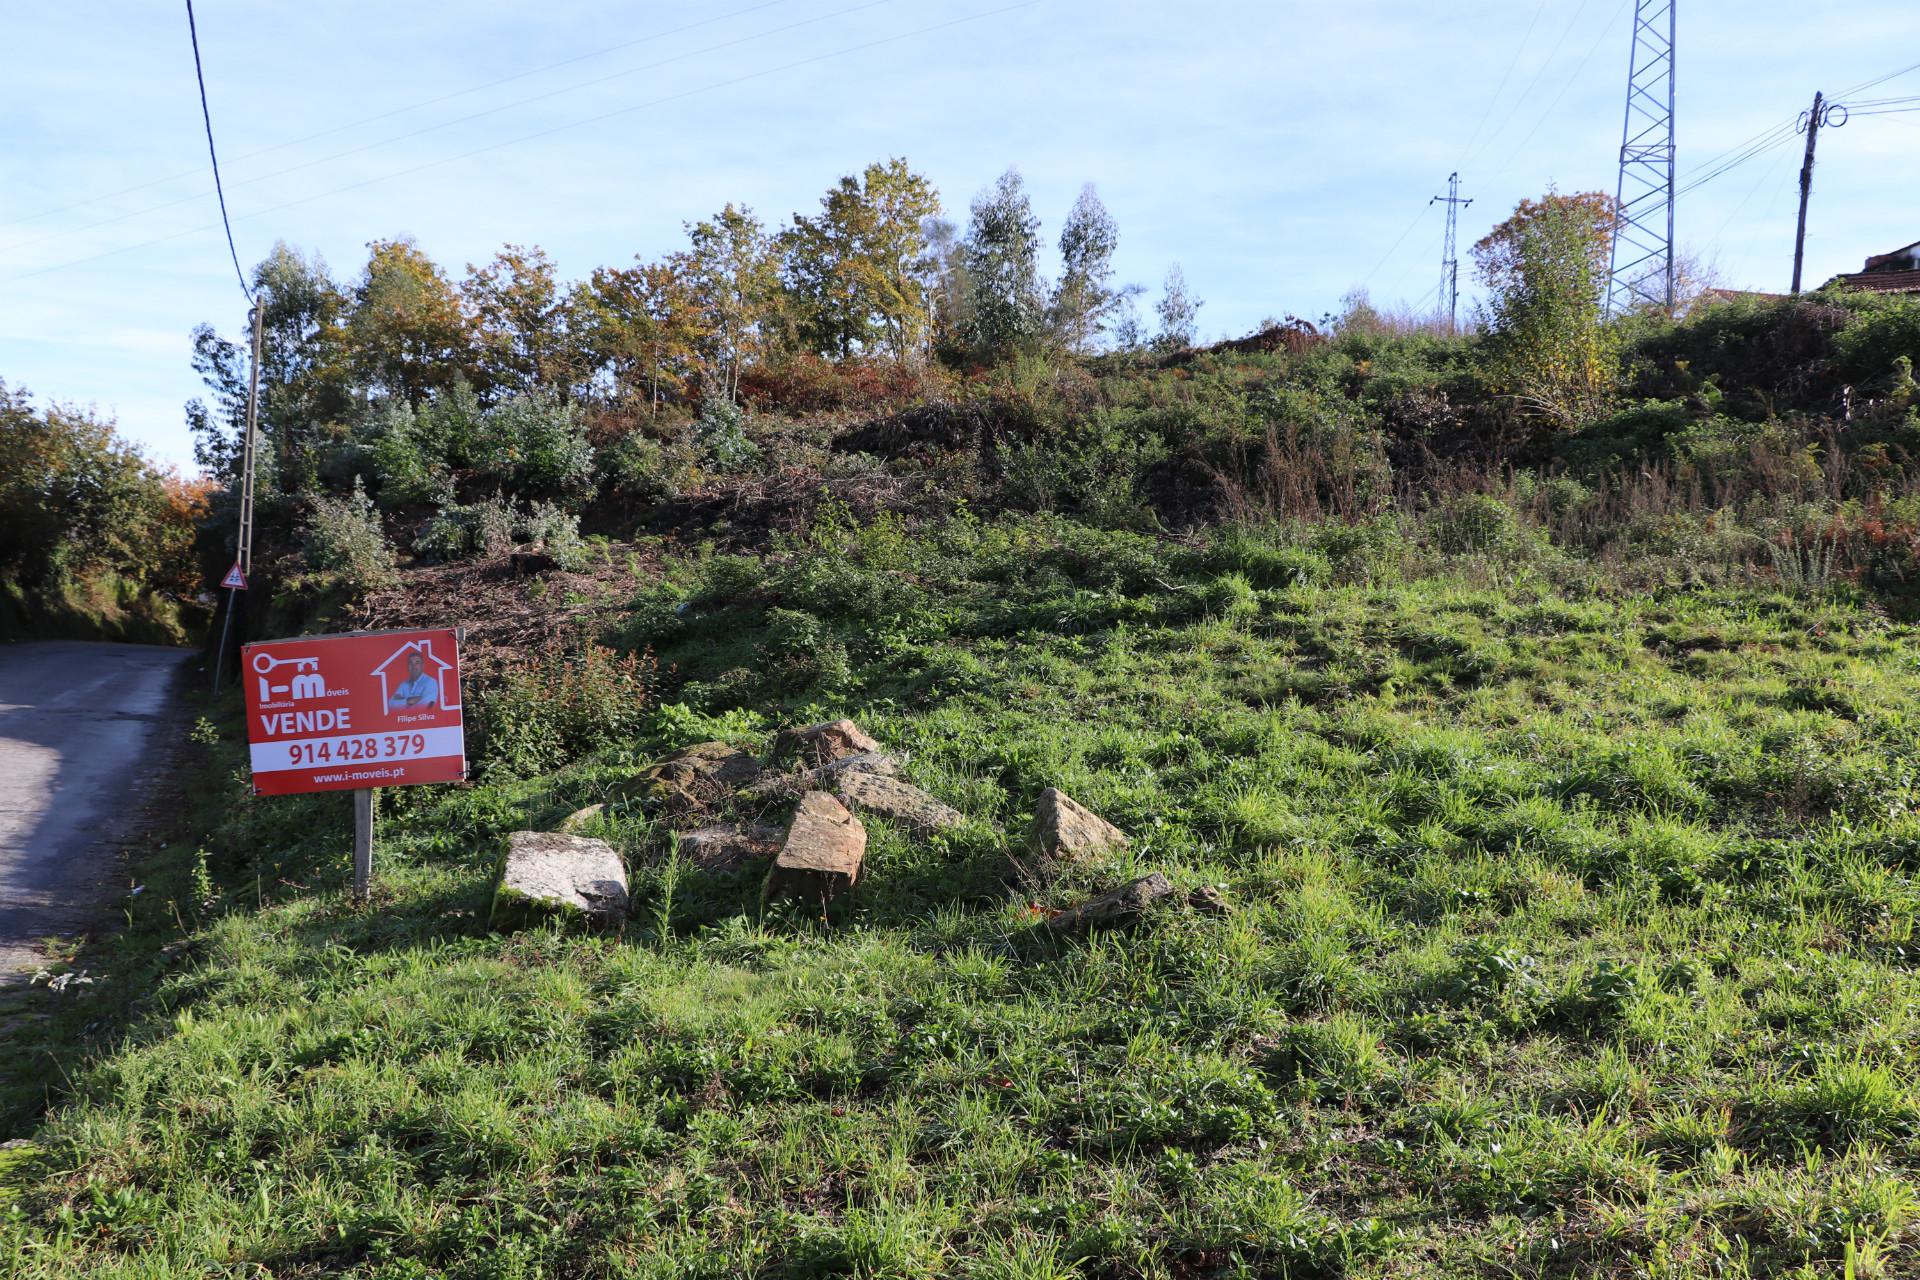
[4, 514, 1919, 1278]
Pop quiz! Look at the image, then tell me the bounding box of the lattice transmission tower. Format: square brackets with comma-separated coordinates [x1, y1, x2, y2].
[1431, 172, 1472, 333]
[1606, 0, 1676, 314]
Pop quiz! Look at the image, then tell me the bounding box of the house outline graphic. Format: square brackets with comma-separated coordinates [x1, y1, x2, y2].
[371, 639, 461, 714]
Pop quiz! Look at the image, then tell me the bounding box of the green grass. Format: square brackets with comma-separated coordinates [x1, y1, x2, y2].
[6, 515, 1920, 1277]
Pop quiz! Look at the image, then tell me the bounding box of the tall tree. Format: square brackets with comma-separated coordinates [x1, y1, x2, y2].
[783, 158, 942, 359]
[1153, 263, 1202, 352]
[348, 237, 469, 407]
[571, 260, 703, 413]
[674, 205, 778, 403]
[254, 242, 354, 490]
[960, 168, 1045, 358]
[922, 216, 970, 356]
[1472, 190, 1619, 426]
[1049, 184, 1121, 353]
[464, 244, 573, 398]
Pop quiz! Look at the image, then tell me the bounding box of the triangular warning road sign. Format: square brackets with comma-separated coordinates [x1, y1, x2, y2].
[221, 563, 248, 590]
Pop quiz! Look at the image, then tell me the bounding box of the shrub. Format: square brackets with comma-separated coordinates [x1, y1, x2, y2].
[365, 400, 449, 509]
[597, 430, 696, 504]
[1832, 292, 1920, 391]
[693, 396, 762, 473]
[474, 643, 659, 779]
[1473, 192, 1620, 428]
[413, 496, 587, 568]
[0, 383, 196, 594]
[519, 501, 588, 570]
[299, 478, 397, 595]
[468, 391, 595, 495]
[1426, 493, 1521, 556]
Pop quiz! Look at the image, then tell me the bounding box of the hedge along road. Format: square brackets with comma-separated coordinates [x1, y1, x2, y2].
[0, 642, 193, 981]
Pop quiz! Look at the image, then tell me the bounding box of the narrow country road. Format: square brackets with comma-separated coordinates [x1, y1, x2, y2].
[0, 642, 192, 980]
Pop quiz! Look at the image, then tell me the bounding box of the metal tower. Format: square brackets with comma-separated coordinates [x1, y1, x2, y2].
[1431, 172, 1472, 332]
[1607, 0, 1677, 313]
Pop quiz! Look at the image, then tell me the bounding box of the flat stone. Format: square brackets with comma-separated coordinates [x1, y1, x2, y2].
[763, 791, 866, 907]
[1187, 885, 1233, 916]
[673, 824, 783, 875]
[1047, 873, 1175, 936]
[612, 742, 761, 811]
[1029, 788, 1129, 862]
[746, 750, 901, 800]
[772, 719, 882, 768]
[836, 771, 962, 834]
[819, 750, 901, 779]
[558, 803, 607, 833]
[491, 831, 629, 930]
[669, 741, 764, 787]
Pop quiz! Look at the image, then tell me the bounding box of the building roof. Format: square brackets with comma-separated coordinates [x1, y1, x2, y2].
[1863, 239, 1920, 273]
[1832, 268, 1920, 295]
[1695, 287, 1786, 306]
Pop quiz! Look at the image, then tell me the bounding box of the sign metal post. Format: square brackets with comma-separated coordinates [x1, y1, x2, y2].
[353, 788, 375, 899]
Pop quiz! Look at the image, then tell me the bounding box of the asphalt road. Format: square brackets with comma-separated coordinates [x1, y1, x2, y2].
[0, 642, 192, 980]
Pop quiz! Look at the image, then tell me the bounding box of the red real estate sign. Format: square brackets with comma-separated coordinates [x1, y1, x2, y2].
[241, 628, 466, 796]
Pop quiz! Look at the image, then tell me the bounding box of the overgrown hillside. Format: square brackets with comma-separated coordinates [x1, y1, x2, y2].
[6, 175, 1920, 1277]
[9, 514, 1920, 1277]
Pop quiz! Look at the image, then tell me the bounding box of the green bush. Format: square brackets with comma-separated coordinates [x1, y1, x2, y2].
[299, 477, 397, 595]
[413, 496, 587, 568]
[473, 643, 658, 779]
[364, 400, 450, 509]
[597, 430, 696, 504]
[693, 397, 762, 473]
[468, 391, 595, 495]
[520, 500, 587, 570]
[1833, 291, 1920, 391]
[0, 381, 201, 601]
[1426, 494, 1521, 556]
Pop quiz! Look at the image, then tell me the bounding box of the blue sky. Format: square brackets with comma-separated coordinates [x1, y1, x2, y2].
[3, 0, 1916, 472]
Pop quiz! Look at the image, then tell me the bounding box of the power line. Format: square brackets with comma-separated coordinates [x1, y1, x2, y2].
[10, 0, 799, 231]
[1839, 58, 1920, 98]
[1456, 0, 1552, 169]
[1464, 0, 1605, 173]
[1361, 203, 1433, 287]
[1703, 137, 1798, 256]
[8, 0, 904, 259]
[1482, 0, 1632, 192]
[1679, 63, 1920, 185]
[1675, 129, 1796, 197]
[183, 0, 251, 302]
[5, 2, 1041, 289]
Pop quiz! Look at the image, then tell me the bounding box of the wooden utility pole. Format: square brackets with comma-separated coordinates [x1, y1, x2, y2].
[1791, 91, 1826, 295]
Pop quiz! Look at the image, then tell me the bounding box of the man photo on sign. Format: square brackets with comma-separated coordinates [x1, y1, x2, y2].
[387, 650, 439, 712]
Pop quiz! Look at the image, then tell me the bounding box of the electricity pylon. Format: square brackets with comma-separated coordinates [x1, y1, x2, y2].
[1606, 0, 1677, 314]
[1431, 172, 1472, 333]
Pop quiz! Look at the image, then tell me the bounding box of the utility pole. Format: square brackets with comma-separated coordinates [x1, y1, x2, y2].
[1431, 172, 1472, 333]
[1790, 90, 1846, 294]
[1606, 0, 1678, 314]
[213, 301, 264, 693]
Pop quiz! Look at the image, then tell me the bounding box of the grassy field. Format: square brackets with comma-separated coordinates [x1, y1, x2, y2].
[6, 512, 1920, 1278]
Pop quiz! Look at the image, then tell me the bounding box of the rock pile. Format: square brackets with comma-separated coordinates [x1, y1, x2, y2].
[489, 717, 1226, 936]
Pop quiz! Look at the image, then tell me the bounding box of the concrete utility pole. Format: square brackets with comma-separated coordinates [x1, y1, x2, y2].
[1791, 90, 1846, 294]
[1431, 172, 1473, 333]
[212, 301, 265, 693]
